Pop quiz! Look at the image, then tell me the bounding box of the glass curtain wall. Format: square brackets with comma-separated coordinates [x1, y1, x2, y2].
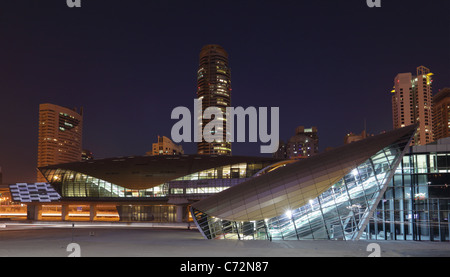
[116, 205, 176, 222]
[40, 169, 168, 198]
[367, 152, 450, 242]
[174, 163, 264, 181]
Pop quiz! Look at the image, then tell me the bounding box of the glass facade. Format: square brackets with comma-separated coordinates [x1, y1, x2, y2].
[192, 138, 410, 240]
[39, 162, 267, 199]
[39, 168, 168, 198]
[35, 159, 272, 222]
[116, 205, 176, 222]
[366, 151, 450, 241]
[174, 163, 263, 181]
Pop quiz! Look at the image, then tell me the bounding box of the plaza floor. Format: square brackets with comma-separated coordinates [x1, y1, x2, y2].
[0, 222, 449, 257]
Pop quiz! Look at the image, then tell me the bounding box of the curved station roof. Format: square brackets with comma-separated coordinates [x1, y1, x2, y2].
[39, 155, 278, 190]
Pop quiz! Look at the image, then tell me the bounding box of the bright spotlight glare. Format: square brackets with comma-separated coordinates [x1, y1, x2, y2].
[285, 210, 292, 218]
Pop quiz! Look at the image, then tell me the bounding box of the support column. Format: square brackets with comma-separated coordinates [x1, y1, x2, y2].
[61, 204, 68, 221]
[90, 204, 97, 221]
[27, 204, 41, 221]
[176, 205, 184, 223]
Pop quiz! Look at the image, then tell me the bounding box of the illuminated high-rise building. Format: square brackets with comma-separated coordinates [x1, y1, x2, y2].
[391, 65, 434, 145]
[146, 136, 184, 156]
[286, 126, 319, 159]
[37, 103, 83, 182]
[273, 126, 318, 159]
[432, 87, 450, 141]
[82, 149, 94, 161]
[196, 44, 232, 156]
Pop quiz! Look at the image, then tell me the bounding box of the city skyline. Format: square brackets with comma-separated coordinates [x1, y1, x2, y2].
[0, 0, 449, 184]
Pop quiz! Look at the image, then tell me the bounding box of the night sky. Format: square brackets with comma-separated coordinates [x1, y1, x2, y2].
[0, 0, 449, 184]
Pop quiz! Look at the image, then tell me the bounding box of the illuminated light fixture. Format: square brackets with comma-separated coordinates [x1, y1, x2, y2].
[285, 210, 292, 218]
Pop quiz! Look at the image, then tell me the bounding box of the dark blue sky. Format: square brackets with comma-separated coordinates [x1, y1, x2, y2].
[0, 0, 449, 184]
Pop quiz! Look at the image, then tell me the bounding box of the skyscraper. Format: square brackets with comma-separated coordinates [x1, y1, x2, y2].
[37, 103, 83, 182]
[432, 87, 450, 141]
[196, 44, 232, 156]
[391, 65, 434, 145]
[81, 149, 94, 161]
[286, 126, 318, 159]
[273, 126, 319, 159]
[146, 136, 184, 156]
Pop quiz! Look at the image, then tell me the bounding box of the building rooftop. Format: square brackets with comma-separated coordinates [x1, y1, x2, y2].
[433, 87, 450, 103]
[39, 155, 279, 190]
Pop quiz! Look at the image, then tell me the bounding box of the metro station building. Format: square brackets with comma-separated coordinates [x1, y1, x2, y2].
[6, 125, 450, 241]
[9, 155, 277, 223]
[191, 125, 450, 242]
